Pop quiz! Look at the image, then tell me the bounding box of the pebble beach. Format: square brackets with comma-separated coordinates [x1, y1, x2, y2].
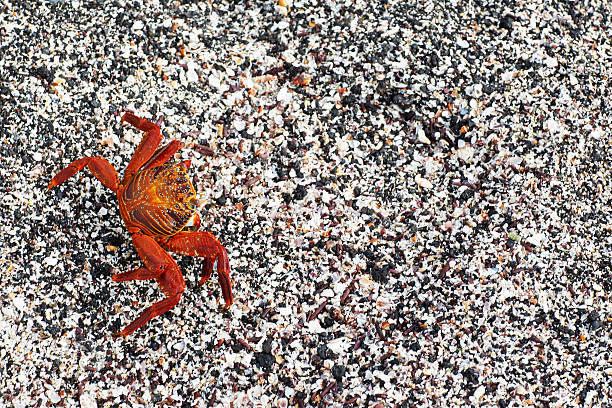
[1, 0, 611, 406]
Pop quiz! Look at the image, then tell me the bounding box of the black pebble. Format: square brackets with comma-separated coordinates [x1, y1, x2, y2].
[262, 337, 273, 354]
[32, 66, 54, 83]
[369, 264, 390, 284]
[462, 367, 479, 384]
[587, 310, 602, 330]
[317, 344, 330, 359]
[254, 353, 275, 371]
[499, 15, 513, 31]
[332, 364, 346, 380]
[293, 184, 307, 200]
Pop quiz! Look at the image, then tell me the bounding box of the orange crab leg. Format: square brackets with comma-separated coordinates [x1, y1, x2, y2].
[113, 292, 183, 337]
[199, 257, 215, 285]
[142, 140, 183, 170]
[113, 232, 186, 337]
[130, 233, 181, 278]
[112, 267, 160, 281]
[47, 157, 118, 191]
[161, 231, 233, 308]
[121, 113, 163, 184]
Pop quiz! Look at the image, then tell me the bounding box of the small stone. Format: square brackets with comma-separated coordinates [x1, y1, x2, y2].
[320, 288, 334, 297]
[462, 368, 479, 384]
[327, 338, 349, 354]
[457, 38, 469, 48]
[499, 15, 513, 30]
[234, 119, 246, 131]
[525, 233, 544, 246]
[12, 296, 26, 312]
[415, 175, 433, 189]
[186, 68, 198, 82]
[47, 389, 61, 404]
[332, 364, 346, 380]
[44, 256, 59, 266]
[307, 319, 324, 333]
[508, 232, 521, 241]
[467, 83, 482, 98]
[79, 393, 97, 408]
[262, 337, 273, 354]
[254, 353, 275, 371]
[473, 385, 485, 400]
[545, 118, 562, 133]
[112, 386, 127, 397]
[209, 73, 221, 89]
[293, 185, 307, 200]
[516, 385, 527, 395]
[456, 146, 474, 161]
[277, 86, 292, 103]
[507, 156, 523, 167]
[417, 128, 430, 144]
[544, 57, 558, 68]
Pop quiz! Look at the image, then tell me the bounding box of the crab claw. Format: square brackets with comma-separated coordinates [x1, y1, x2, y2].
[47, 157, 118, 191]
[161, 231, 234, 308]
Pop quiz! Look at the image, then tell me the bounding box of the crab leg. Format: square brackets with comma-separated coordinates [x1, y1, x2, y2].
[112, 267, 160, 281]
[113, 292, 183, 337]
[142, 140, 183, 170]
[161, 231, 233, 308]
[198, 257, 215, 285]
[121, 112, 163, 184]
[113, 232, 186, 337]
[47, 157, 118, 191]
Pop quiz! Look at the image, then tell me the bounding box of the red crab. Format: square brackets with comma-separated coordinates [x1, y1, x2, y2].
[48, 113, 233, 337]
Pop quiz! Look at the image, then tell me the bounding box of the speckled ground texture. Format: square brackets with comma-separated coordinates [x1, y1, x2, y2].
[2, 0, 612, 407]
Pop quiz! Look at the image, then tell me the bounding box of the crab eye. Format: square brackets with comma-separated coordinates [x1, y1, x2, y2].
[187, 197, 196, 210]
